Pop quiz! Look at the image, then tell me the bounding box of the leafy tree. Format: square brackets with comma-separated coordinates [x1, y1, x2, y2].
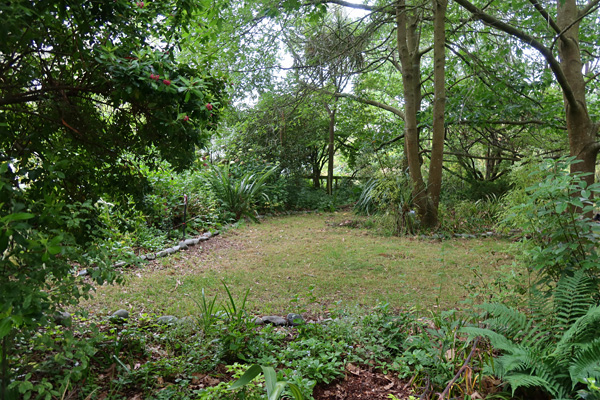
[0, 0, 226, 393]
[453, 0, 600, 187]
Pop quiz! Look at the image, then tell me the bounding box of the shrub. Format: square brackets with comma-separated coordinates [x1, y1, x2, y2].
[354, 172, 416, 235]
[499, 156, 600, 282]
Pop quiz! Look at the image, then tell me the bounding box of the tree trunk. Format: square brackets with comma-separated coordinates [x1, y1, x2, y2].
[397, 0, 438, 228]
[326, 104, 337, 195]
[427, 0, 447, 215]
[557, 0, 599, 186]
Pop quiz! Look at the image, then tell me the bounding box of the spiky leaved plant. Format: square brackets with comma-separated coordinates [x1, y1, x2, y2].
[462, 270, 600, 399]
[206, 164, 276, 222]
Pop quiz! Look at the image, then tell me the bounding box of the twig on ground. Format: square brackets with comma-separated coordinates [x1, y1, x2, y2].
[437, 337, 480, 400]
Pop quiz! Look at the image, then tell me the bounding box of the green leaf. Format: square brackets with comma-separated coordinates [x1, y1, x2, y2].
[47, 246, 62, 255]
[262, 366, 278, 397]
[1, 212, 35, 223]
[287, 382, 304, 399]
[0, 317, 13, 339]
[228, 365, 262, 390]
[269, 382, 286, 400]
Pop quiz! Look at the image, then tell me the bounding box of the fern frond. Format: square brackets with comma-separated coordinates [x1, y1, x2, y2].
[479, 303, 529, 339]
[496, 344, 545, 374]
[569, 338, 600, 386]
[504, 374, 555, 397]
[460, 326, 514, 352]
[554, 270, 596, 332]
[555, 305, 600, 356]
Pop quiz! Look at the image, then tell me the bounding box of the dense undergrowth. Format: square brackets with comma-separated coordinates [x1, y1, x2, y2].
[3, 157, 600, 399]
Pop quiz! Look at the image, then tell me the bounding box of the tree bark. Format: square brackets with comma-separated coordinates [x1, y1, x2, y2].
[428, 0, 447, 214]
[453, 0, 600, 185]
[397, 0, 438, 227]
[325, 103, 337, 195]
[557, 0, 598, 186]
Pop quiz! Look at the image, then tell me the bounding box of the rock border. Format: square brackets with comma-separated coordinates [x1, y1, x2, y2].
[76, 230, 219, 277]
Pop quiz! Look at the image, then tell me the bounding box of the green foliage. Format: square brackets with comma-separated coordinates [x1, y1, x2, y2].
[355, 171, 416, 235]
[206, 163, 277, 221]
[499, 157, 600, 281]
[229, 364, 304, 400]
[439, 195, 501, 233]
[461, 270, 600, 399]
[0, 162, 122, 341]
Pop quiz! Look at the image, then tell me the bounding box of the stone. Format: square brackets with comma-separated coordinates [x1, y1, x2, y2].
[262, 316, 287, 326]
[54, 311, 72, 326]
[157, 315, 178, 325]
[156, 250, 168, 258]
[203, 231, 213, 239]
[177, 316, 195, 326]
[184, 238, 199, 246]
[114, 261, 126, 268]
[140, 255, 147, 260]
[168, 246, 179, 253]
[251, 317, 264, 325]
[146, 253, 156, 260]
[77, 269, 88, 277]
[286, 313, 305, 326]
[111, 309, 129, 320]
[198, 236, 209, 241]
[178, 241, 188, 250]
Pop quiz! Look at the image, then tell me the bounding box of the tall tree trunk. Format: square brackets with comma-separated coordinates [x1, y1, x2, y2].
[397, 0, 438, 227]
[428, 0, 447, 215]
[557, 0, 599, 186]
[326, 104, 337, 195]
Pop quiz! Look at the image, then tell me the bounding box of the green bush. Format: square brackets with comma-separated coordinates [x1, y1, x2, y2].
[439, 194, 501, 233]
[354, 172, 416, 235]
[499, 156, 600, 282]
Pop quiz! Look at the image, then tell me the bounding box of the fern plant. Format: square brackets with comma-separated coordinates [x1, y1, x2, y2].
[462, 270, 600, 399]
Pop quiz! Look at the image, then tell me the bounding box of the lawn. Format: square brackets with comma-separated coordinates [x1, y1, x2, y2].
[81, 211, 515, 318]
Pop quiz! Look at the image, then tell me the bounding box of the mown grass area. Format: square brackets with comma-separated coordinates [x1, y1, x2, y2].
[81, 211, 515, 318]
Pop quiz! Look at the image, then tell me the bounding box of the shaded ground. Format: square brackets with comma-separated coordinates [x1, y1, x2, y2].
[83, 211, 514, 317]
[313, 364, 412, 399]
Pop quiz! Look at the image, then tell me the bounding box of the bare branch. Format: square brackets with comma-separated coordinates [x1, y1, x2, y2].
[581, 0, 600, 16]
[375, 133, 405, 151]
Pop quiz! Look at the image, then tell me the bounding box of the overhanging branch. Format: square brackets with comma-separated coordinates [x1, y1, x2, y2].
[453, 0, 579, 111]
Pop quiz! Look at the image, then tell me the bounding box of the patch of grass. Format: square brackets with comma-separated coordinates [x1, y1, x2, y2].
[81, 212, 514, 317]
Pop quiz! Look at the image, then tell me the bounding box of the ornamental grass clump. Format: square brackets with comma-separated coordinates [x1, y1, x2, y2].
[206, 163, 277, 222]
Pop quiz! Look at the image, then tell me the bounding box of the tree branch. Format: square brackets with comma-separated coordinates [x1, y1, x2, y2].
[375, 134, 405, 151]
[332, 91, 406, 120]
[550, 3, 600, 52]
[528, 0, 561, 34]
[453, 0, 579, 111]
[581, 0, 600, 16]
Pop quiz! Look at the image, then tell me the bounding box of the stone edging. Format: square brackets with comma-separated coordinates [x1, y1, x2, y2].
[77, 230, 219, 277]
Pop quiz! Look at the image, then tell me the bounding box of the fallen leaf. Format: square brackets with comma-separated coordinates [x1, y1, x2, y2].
[345, 363, 360, 375]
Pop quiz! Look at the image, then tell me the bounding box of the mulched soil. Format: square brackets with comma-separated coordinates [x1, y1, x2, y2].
[313, 364, 413, 400]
